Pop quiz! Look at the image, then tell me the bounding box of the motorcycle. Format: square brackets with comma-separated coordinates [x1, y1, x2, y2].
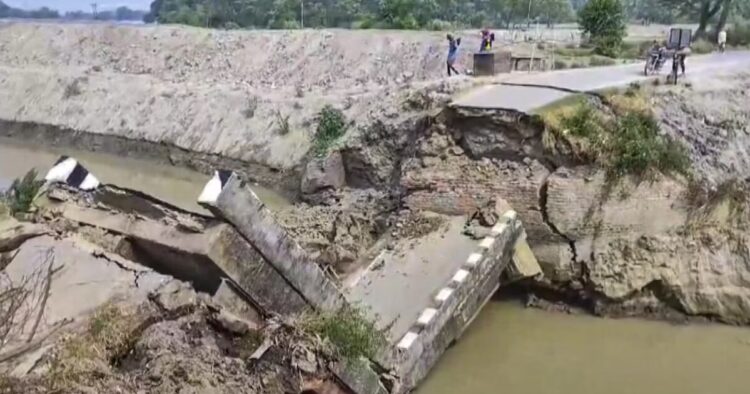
[644, 50, 666, 76]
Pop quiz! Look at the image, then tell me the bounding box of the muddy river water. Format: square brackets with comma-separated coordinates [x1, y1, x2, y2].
[419, 301, 750, 394]
[3, 140, 750, 394]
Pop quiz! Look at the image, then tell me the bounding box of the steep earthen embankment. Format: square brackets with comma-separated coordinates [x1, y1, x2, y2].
[393, 70, 750, 324]
[0, 22, 481, 192]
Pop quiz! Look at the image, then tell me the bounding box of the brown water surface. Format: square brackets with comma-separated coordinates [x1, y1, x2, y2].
[419, 301, 750, 394]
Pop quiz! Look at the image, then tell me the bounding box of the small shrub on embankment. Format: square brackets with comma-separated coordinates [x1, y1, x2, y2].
[301, 307, 384, 360]
[313, 105, 348, 157]
[1, 169, 44, 215]
[542, 91, 690, 180]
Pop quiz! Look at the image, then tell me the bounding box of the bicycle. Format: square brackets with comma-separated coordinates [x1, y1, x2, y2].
[668, 52, 685, 85]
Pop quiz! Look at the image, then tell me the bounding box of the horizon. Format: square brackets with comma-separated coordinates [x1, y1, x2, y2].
[3, 1, 151, 12]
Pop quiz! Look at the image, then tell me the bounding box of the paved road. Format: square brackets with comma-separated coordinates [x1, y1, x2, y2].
[452, 51, 750, 113]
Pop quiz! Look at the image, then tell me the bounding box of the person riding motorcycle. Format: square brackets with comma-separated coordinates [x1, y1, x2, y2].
[646, 40, 667, 72]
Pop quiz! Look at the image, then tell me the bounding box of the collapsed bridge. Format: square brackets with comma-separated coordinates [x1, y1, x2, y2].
[10, 155, 541, 393]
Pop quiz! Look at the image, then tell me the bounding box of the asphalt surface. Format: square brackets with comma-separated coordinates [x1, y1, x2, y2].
[452, 51, 750, 112]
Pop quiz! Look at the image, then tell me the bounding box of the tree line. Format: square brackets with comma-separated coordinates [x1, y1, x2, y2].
[143, 0, 577, 29]
[143, 0, 750, 31]
[0, 1, 146, 21]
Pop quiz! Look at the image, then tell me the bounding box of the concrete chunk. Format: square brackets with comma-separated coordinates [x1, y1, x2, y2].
[209, 173, 346, 312]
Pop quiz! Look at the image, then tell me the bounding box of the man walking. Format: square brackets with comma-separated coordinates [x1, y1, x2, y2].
[718, 29, 727, 52]
[446, 34, 461, 76]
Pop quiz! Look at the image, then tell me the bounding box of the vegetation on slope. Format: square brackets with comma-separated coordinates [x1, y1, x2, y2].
[542, 87, 690, 180]
[1, 169, 44, 216]
[301, 307, 384, 360]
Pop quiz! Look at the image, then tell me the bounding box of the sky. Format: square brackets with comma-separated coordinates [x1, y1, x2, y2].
[4, 0, 151, 12]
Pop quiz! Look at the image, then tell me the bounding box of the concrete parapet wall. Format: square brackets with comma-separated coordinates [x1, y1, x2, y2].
[390, 210, 522, 392]
[206, 173, 347, 312]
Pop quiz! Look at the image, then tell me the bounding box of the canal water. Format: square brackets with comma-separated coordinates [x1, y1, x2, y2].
[0, 137, 289, 212]
[419, 301, 750, 394]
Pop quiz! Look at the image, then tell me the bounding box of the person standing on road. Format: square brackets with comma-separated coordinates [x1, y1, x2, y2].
[480, 29, 495, 52]
[446, 34, 461, 76]
[675, 44, 691, 75]
[718, 29, 727, 52]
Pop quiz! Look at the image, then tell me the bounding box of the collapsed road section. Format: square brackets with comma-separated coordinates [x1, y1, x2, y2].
[1, 156, 540, 393]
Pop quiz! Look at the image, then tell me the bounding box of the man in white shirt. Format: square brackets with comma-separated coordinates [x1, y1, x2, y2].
[718, 30, 727, 52]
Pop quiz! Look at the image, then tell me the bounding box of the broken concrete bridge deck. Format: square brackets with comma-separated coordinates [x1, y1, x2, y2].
[345, 215, 478, 343]
[452, 51, 750, 113]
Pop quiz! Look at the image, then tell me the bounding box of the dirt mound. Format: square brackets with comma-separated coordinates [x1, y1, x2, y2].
[0, 23, 479, 91]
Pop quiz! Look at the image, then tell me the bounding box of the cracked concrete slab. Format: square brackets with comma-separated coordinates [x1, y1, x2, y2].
[0, 235, 172, 375]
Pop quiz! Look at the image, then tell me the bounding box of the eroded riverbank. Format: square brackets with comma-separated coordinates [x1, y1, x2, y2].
[420, 301, 750, 394]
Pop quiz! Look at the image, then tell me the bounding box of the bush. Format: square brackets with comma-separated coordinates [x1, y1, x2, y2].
[313, 105, 347, 156]
[579, 0, 627, 57]
[691, 39, 714, 54]
[1, 169, 44, 215]
[425, 19, 453, 31]
[589, 55, 618, 66]
[301, 308, 384, 360]
[727, 23, 750, 46]
[547, 99, 690, 179]
[607, 112, 690, 178]
[591, 34, 624, 57]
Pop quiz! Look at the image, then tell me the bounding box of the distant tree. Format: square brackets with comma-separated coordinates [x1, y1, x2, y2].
[534, 0, 575, 26]
[658, 0, 730, 38]
[579, 0, 627, 56]
[0, 1, 10, 17]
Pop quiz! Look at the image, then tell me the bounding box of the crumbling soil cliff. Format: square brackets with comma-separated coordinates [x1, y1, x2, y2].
[331, 65, 750, 324]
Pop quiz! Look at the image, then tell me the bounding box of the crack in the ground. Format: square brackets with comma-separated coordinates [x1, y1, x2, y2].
[538, 174, 579, 265]
[92, 250, 149, 288]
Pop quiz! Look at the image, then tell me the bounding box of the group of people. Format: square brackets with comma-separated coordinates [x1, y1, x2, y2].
[447, 28, 729, 78]
[445, 29, 495, 76]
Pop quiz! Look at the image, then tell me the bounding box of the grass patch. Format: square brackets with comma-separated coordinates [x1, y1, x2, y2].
[312, 105, 347, 157]
[1, 169, 44, 215]
[46, 304, 138, 391]
[274, 109, 291, 135]
[605, 84, 650, 115]
[301, 307, 384, 360]
[542, 90, 690, 180]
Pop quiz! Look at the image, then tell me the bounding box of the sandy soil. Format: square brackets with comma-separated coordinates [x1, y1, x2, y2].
[0, 22, 679, 175]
